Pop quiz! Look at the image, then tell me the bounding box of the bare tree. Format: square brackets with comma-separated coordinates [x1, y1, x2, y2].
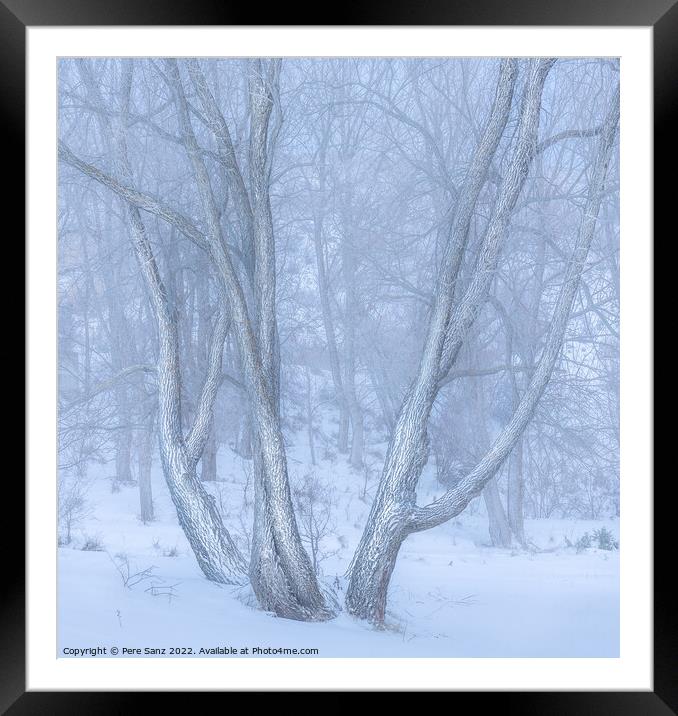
[60, 60, 247, 585]
[58, 56, 619, 631]
[182, 58, 333, 619]
[346, 61, 618, 624]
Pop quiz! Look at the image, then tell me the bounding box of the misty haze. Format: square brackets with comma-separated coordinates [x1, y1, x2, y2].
[57, 57, 620, 657]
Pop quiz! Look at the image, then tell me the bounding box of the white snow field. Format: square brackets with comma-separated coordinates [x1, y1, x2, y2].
[58, 427, 619, 659]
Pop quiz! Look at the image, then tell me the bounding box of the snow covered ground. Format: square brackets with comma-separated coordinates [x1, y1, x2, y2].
[58, 427, 619, 658]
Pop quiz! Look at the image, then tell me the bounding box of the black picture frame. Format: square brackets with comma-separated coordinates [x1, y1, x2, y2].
[6, 1, 665, 708]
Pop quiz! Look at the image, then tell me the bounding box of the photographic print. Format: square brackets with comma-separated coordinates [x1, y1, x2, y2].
[57, 56, 620, 659]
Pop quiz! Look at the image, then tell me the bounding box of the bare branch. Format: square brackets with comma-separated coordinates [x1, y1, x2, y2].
[411, 83, 619, 532]
[185, 310, 232, 467]
[58, 141, 209, 252]
[61, 364, 156, 412]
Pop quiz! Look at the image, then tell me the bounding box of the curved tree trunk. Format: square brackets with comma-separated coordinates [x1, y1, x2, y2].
[346, 59, 555, 624]
[345, 501, 406, 623]
[348, 71, 618, 624]
[176, 59, 333, 620]
[68, 59, 247, 585]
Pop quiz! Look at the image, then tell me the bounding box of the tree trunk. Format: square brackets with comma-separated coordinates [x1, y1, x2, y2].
[115, 427, 134, 484]
[171, 59, 332, 619]
[345, 501, 407, 624]
[484, 477, 512, 547]
[348, 405, 364, 470]
[346, 59, 555, 624]
[235, 411, 253, 459]
[200, 422, 218, 481]
[364, 348, 396, 434]
[70, 59, 247, 585]
[507, 441, 525, 544]
[137, 413, 155, 523]
[342, 231, 364, 469]
[305, 366, 317, 466]
[310, 120, 351, 455]
[313, 204, 349, 454]
[241, 61, 332, 620]
[338, 412, 350, 454]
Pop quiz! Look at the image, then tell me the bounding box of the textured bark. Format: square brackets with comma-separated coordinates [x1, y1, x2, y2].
[410, 83, 619, 534]
[345, 503, 406, 624]
[437, 60, 555, 379]
[67, 60, 247, 585]
[184, 308, 231, 468]
[248, 62, 332, 620]
[165, 60, 332, 620]
[131, 197, 247, 584]
[186, 58, 255, 276]
[346, 59, 556, 624]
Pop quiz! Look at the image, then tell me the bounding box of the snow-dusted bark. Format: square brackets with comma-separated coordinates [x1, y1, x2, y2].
[184, 308, 231, 469]
[58, 57, 619, 631]
[58, 129, 250, 578]
[346, 59, 558, 624]
[409, 83, 618, 532]
[200, 425, 218, 482]
[166, 59, 332, 620]
[63, 60, 247, 585]
[143, 235, 246, 584]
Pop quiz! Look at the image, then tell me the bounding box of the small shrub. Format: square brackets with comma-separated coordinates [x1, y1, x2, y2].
[573, 527, 619, 553]
[575, 533, 591, 553]
[293, 472, 338, 575]
[592, 526, 619, 551]
[109, 553, 157, 589]
[81, 534, 105, 551]
[58, 471, 93, 545]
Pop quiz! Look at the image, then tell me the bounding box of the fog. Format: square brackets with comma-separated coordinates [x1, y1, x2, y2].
[57, 57, 619, 653]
